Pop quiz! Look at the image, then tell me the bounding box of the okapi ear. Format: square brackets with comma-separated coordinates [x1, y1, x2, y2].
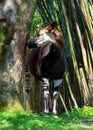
[45, 22, 57, 32]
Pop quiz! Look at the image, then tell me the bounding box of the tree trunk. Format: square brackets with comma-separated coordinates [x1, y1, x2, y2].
[0, 0, 36, 111]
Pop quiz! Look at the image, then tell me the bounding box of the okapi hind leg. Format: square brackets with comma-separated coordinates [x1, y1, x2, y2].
[41, 78, 50, 115]
[53, 79, 63, 115]
[23, 64, 31, 110]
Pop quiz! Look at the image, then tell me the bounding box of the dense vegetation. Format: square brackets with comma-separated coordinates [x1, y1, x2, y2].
[0, 106, 93, 130]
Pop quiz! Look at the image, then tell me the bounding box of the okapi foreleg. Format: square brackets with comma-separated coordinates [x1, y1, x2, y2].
[23, 64, 31, 109]
[53, 79, 62, 114]
[41, 78, 50, 114]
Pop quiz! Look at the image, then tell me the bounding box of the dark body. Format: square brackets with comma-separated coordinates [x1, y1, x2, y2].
[28, 44, 65, 81]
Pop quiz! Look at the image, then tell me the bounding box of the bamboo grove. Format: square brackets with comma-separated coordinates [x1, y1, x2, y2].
[35, 0, 93, 113]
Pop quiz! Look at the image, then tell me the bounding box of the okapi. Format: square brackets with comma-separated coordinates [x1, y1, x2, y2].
[24, 22, 66, 116]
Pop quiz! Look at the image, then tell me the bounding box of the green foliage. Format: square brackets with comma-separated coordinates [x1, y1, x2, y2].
[0, 25, 7, 44]
[29, 9, 44, 38]
[0, 25, 8, 55]
[0, 106, 93, 130]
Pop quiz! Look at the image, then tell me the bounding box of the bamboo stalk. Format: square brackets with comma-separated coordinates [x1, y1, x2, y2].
[41, 0, 52, 22]
[37, 0, 49, 25]
[79, 0, 93, 38]
[79, 67, 90, 105]
[84, 0, 93, 35]
[65, 72, 78, 109]
[85, 29, 93, 73]
[59, 92, 69, 115]
[45, 0, 56, 21]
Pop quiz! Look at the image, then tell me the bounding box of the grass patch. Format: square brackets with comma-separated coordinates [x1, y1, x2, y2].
[0, 106, 93, 130]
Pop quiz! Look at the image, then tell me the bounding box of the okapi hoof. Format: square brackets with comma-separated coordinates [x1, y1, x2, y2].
[43, 112, 51, 117]
[52, 113, 58, 118]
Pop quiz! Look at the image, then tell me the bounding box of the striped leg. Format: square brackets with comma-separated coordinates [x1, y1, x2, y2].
[23, 64, 31, 109]
[41, 78, 50, 114]
[53, 79, 62, 114]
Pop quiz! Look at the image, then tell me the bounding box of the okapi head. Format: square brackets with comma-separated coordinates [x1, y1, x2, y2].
[27, 22, 64, 48]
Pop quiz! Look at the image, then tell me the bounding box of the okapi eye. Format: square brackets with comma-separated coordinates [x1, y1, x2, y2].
[37, 34, 40, 37]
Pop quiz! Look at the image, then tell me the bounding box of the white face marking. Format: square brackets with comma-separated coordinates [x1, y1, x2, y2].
[36, 31, 56, 47]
